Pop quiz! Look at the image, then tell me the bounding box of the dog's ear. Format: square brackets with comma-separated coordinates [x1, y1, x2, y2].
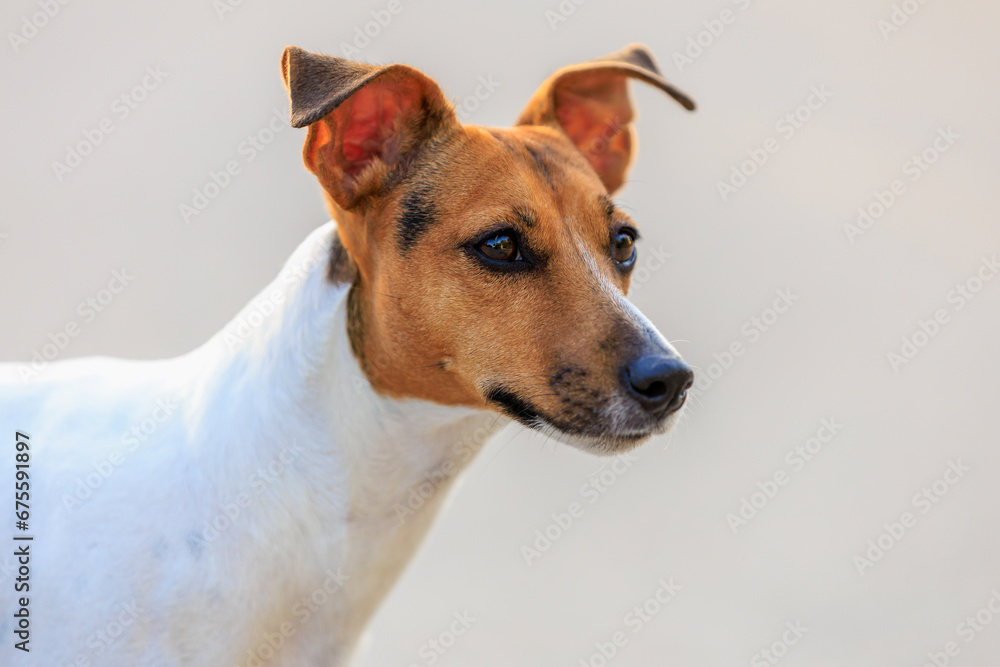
[281, 46, 457, 209]
[516, 43, 694, 193]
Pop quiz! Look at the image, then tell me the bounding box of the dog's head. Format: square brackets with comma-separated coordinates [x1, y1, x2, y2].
[281, 44, 695, 454]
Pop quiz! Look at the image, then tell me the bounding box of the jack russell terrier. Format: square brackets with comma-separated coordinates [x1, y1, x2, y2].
[0, 43, 694, 666]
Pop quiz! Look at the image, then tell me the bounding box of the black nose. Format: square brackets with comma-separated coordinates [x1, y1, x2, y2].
[624, 355, 693, 415]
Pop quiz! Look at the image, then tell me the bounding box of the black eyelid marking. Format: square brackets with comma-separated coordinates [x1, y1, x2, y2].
[468, 225, 519, 249]
[616, 224, 641, 242]
[611, 224, 639, 272]
[610, 220, 641, 247]
[465, 225, 548, 272]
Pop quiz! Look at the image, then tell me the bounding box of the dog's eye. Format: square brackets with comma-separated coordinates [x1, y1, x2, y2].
[613, 230, 637, 265]
[477, 233, 520, 262]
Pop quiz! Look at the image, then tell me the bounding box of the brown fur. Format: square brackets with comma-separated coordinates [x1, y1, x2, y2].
[282, 44, 694, 442]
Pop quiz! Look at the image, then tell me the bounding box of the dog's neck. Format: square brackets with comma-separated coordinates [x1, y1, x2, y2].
[186, 222, 500, 658]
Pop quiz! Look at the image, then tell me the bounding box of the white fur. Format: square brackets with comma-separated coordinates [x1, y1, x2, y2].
[0, 223, 502, 666]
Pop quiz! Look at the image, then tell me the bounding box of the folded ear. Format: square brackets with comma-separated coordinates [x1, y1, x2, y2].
[281, 46, 457, 209]
[516, 43, 695, 193]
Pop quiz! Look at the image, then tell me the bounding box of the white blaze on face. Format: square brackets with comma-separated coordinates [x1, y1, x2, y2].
[573, 235, 680, 357]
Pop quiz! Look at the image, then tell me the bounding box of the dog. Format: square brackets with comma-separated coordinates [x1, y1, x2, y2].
[0, 43, 694, 666]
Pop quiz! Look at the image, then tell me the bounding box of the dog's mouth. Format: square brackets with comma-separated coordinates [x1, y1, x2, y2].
[483, 382, 685, 455]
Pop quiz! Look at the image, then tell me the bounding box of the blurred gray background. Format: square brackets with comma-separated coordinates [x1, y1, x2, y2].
[2, 0, 999, 665]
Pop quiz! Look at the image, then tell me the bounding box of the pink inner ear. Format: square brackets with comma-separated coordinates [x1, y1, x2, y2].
[340, 81, 419, 176]
[555, 76, 634, 187]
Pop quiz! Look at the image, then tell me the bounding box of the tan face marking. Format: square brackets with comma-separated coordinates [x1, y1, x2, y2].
[282, 44, 696, 450]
